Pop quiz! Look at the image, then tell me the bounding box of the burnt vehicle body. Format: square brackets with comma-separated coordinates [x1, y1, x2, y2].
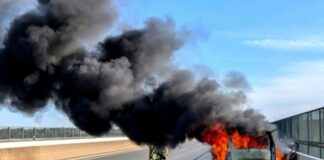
[224, 131, 298, 160]
[225, 132, 277, 160]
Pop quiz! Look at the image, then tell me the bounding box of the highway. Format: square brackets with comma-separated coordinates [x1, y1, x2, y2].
[90, 140, 213, 160]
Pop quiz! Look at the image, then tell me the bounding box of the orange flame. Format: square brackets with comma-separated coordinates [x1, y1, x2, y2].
[201, 124, 286, 160]
[231, 130, 268, 149]
[202, 124, 229, 160]
[276, 150, 285, 160]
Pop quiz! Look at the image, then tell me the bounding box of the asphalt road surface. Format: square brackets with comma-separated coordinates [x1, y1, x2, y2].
[91, 140, 213, 160]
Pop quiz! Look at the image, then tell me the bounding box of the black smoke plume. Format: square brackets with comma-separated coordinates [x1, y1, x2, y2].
[0, 0, 36, 47]
[0, 0, 273, 147]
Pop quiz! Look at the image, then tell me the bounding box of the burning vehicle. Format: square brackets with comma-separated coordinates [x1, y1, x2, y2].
[201, 124, 289, 160]
[226, 131, 277, 160]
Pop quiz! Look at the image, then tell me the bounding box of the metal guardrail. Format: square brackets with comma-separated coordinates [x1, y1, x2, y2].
[273, 107, 324, 159]
[0, 126, 124, 142]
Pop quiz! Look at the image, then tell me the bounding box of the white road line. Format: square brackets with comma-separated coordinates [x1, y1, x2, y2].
[193, 150, 211, 160]
[69, 148, 145, 160]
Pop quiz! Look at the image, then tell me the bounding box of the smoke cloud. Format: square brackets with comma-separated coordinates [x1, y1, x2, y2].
[0, 0, 273, 147]
[0, 0, 37, 47]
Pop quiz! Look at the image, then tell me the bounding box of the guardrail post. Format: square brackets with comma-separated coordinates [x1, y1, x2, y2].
[44, 128, 46, 139]
[21, 127, 24, 139]
[7, 127, 10, 140]
[63, 127, 66, 138]
[54, 128, 57, 138]
[33, 127, 36, 140]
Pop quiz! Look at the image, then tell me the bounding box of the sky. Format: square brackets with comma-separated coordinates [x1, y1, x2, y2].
[1, 0, 324, 127]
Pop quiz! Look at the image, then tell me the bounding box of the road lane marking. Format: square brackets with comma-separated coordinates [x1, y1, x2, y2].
[69, 147, 146, 160]
[193, 150, 211, 160]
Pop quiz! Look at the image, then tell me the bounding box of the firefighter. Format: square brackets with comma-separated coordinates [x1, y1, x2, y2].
[149, 145, 169, 160]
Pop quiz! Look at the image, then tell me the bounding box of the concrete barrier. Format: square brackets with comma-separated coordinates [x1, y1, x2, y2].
[0, 137, 143, 160]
